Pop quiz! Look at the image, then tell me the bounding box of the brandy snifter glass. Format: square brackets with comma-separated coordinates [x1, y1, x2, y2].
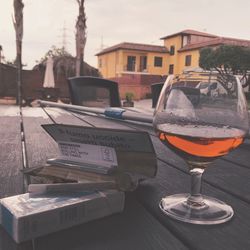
[153, 72, 249, 224]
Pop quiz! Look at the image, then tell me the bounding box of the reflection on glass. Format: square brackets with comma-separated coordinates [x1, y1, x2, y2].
[80, 86, 110, 107]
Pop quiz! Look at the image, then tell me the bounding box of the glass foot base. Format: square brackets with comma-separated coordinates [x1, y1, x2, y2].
[159, 193, 233, 225]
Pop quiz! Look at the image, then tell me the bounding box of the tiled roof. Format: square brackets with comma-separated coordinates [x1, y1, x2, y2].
[160, 29, 218, 40]
[95, 42, 168, 56]
[178, 37, 250, 52]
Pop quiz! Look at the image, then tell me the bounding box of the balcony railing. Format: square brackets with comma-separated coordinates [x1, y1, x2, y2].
[126, 64, 136, 72]
[124, 64, 148, 73]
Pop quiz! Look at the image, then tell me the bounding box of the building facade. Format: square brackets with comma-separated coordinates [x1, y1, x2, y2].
[96, 29, 250, 99]
[161, 29, 250, 75]
[96, 42, 169, 78]
[161, 30, 217, 75]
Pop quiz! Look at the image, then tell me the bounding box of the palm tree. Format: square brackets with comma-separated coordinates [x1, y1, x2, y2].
[13, 0, 24, 106]
[75, 0, 87, 76]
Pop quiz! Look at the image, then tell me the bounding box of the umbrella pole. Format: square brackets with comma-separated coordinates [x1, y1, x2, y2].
[38, 100, 153, 124]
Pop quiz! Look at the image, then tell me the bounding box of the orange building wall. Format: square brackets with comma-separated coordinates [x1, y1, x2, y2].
[111, 74, 166, 100]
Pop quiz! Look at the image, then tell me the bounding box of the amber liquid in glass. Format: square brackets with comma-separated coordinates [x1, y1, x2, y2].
[157, 123, 245, 166]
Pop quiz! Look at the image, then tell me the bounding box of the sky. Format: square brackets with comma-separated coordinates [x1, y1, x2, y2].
[1, 0, 250, 69]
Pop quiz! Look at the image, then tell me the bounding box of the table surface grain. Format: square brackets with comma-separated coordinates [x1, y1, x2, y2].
[0, 105, 250, 250]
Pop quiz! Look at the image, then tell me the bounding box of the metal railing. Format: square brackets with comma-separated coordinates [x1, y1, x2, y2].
[123, 64, 148, 73]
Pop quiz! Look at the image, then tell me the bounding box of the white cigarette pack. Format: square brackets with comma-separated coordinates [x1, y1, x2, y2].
[0, 190, 124, 243]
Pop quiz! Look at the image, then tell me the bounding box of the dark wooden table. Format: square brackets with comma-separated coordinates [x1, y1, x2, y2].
[1, 105, 250, 250]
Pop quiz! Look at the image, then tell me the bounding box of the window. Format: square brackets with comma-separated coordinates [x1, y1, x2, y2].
[170, 46, 175, 55]
[182, 36, 188, 47]
[169, 64, 174, 74]
[182, 35, 191, 47]
[154, 57, 163, 67]
[127, 56, 136, 71]
[139, 56, 147, 71]
[185, 55, 192, 66]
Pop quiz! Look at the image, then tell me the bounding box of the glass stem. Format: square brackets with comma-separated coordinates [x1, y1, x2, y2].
[187, 167, 205, 206]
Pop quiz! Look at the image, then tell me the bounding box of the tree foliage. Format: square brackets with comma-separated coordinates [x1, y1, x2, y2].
[35, 46, 75, 78]
[199, 45, 250, 88]
[36, 46, 71, 64]
[34, 46, 99, 79]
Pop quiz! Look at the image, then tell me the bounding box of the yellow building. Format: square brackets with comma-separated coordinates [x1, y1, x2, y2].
[161, 29, 250, 75]
[161, 30, 217, 75]
[96, 42, 168, 78]
[96, 29, 250, 99]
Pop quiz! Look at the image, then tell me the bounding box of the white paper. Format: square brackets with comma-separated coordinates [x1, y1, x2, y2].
[57, 141, 118, 168]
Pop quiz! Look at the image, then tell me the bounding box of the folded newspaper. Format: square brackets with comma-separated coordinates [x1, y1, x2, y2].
[23, 124, 157, 191]
[42, 124, 157, 178]
[0, 190, 124, 243]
